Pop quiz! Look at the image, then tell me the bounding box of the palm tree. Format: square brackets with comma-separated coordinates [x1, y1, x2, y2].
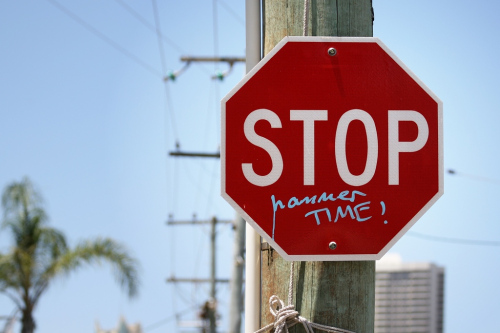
[0, 177, 140, 333]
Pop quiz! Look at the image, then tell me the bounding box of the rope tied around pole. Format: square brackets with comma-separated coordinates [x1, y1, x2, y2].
[254, 262, 356, 333]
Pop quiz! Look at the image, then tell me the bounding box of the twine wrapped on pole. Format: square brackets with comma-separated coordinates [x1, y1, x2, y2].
[255, 263, 355, 333]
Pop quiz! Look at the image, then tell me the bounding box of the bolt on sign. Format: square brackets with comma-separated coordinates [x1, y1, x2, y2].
[221, 37, 443, 261]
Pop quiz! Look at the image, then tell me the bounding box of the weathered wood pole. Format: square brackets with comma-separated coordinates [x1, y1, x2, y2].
[260, 1, 375, 332]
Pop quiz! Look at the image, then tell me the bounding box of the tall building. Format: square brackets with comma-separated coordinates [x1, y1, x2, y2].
[375, 254, 445, 333]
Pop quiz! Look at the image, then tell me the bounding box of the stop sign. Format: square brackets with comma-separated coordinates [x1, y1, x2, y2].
[221, 37, 443, 261]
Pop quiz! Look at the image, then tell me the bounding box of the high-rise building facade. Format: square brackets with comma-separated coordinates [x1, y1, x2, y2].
[375, 255, 445, 333]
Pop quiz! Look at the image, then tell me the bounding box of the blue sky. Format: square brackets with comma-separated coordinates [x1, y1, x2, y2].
[1, 1, 500, 332]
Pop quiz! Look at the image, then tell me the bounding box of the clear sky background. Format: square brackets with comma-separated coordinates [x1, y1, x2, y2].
[1, 1, 499, 332]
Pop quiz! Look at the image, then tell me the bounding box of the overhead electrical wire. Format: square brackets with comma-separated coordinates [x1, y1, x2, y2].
[151, 0, 168, 74]
[213, 0, 219, 63]
[113, 0, 185, 55]
[218, 0, 245, 25]
[149, 0, 180, 232]
[447, 168, 500, 185]
[151, 0, 179, 143]
[201, 0, 221, 217]
[44, 0, 162, 78]
[113, 0, 211, 76]
[434, 168, 500, 246]
[408, 231, 500, 247]
[193, 82, 216, 213]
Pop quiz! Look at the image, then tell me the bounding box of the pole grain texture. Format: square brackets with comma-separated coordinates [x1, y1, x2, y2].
[260, 1, 375, 332]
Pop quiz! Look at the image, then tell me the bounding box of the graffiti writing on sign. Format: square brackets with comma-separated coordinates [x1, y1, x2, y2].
[270, 190, 387, 239]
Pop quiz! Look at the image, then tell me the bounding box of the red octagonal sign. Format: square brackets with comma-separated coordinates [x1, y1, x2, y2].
[221, 37, 443, 261]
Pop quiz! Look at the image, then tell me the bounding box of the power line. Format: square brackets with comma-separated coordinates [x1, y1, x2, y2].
[112, 0, 185, 55]
[408, 231, 500, 247]
[213, 0, 219, 62]
[151, 0, 168, 75]
[196, 0, 221, 218]
[113, 0, 212, 76]
[150, 0, 179, 142]
[44, 0, 162, 78]
[447, 168, 500, 185]
[218, 0, 245, 26]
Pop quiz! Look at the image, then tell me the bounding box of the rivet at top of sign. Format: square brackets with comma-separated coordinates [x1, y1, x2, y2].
[328, 47, 337, 56]
[329, 242, 337, 250]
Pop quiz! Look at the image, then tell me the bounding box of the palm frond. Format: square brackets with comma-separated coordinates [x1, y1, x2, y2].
[37, 226, 68, 260]
[1, 177, 43, 224]
[0, 252, 18, 289]
[1, 178, 48, 252]
[0, 252, 23, 308]
[40, 237, 140, 300]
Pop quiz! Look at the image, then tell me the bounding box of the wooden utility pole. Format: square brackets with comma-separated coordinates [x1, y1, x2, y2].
[260, 1, 375, 332]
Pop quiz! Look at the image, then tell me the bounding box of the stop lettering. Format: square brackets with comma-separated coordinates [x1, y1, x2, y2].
[243, 108, 429, 187]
